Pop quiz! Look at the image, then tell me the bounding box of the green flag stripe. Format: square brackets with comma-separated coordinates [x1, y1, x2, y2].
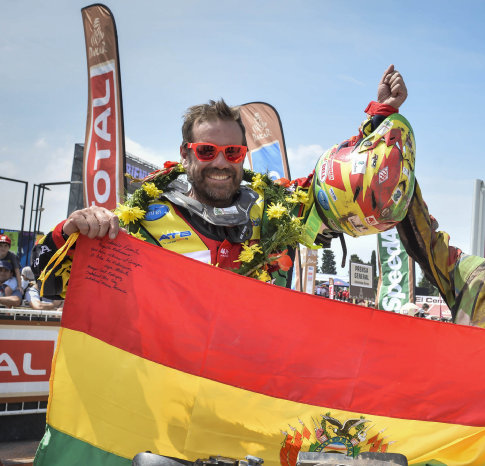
[34, 424, 131, 466]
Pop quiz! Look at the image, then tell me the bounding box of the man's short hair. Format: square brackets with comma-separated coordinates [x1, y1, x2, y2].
[422, 303, 430, 310]
[181, 99, 247, 146]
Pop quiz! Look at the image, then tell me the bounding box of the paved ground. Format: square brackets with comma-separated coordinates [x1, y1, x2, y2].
[0, 440, 39, 465]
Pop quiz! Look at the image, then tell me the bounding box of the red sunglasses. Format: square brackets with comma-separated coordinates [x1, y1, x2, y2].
[186, 142, 247, 163]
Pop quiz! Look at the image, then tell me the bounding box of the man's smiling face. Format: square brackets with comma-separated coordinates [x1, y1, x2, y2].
[181, 118, 244, 208]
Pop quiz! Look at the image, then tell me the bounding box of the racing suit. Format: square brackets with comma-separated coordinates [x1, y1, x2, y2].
[397, 183, 485, 325]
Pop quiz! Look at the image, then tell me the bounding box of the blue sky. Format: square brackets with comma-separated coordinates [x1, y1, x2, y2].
[1, 0, 484, 276]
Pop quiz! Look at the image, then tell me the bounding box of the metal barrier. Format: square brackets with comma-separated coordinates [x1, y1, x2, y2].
[0, 400, 48, 416]
[0, 307, 62, 321]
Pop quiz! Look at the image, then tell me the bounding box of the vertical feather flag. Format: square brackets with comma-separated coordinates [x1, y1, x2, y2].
[377, 228, 415, 311]
[81, 4, 126, 210]
[34, 232, 485, 465]
[239, 102, 303, 291]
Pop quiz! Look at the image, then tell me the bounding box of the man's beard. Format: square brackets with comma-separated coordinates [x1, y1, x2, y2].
[185, 161, 243, 207]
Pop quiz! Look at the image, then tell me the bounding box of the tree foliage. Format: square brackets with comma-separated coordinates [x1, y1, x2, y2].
[349, 254, 364, 266]
[320, 249, 337, 274]
[418, 273, 440, 296]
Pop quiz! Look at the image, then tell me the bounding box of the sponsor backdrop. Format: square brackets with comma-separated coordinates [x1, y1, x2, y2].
[376, 228, 414, 311]
[81, 4, 126, 210]
[35, 233, 485, 465]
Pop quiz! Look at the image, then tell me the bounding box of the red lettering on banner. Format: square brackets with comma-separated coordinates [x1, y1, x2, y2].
[0, 340, 54, 383]
[85, 63, 118, 209]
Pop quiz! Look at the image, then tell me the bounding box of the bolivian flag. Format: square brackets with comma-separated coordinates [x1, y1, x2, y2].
[35, 233, 485, 465]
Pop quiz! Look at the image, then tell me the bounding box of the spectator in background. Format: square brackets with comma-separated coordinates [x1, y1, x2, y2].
[0, 259, 22, 308]
[23, 267, 63, 311]
[21, 266, 35, 293]
[416, 303, 430, 318]
[0, 235, 21, 292]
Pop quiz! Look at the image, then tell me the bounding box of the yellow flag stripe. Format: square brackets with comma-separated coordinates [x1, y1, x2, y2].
[48, 329, 485, 465]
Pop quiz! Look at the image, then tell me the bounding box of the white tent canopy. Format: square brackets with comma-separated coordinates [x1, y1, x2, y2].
[316, 273, 350, 284]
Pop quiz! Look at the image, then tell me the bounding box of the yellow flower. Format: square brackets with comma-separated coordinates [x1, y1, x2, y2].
[251, 173, 266, 190]
[286, 192, 299, 204]
[257, 269, 271, 282]
[142, 182, 163, 198]
[295, 188, 310, 204]
[286, 188, 309, 205]
[114, 204, 146, 224]
[130, 230, 145, 241]
[267, 202, 287, 219]
[291, 216, 302, 227]
[236, 243, 263, 263]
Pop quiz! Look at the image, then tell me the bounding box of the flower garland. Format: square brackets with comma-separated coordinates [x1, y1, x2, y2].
[116, 161, 310, 281]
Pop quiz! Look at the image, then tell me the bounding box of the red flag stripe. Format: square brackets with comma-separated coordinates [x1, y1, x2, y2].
[61, 234, 485, 426]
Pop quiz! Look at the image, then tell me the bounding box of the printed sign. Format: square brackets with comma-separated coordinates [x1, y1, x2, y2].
[349, 262, 374, 300]
[0, 325, 59, 399]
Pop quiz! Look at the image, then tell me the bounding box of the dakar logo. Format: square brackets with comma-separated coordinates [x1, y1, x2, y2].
[252, 112, 271, 141]
[91, 18, 104, 46]
[89, 17, 107, 57]
[280, 414, 395, 466]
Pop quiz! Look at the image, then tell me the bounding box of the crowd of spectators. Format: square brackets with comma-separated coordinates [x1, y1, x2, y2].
[0, 234, 63, 312]
[0, 234, 21, 290]
[336, 288, 350, 301]
[315, 285, 352, 302]
[0, 259, 23, 307]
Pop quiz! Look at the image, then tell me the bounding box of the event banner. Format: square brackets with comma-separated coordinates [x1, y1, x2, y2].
[35, 233, 485, 465]
[81, 4, 126, 210]
[376, 228, 414, 311]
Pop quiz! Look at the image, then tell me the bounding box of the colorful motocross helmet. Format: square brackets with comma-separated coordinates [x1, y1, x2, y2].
[311, 113, 415, 238]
